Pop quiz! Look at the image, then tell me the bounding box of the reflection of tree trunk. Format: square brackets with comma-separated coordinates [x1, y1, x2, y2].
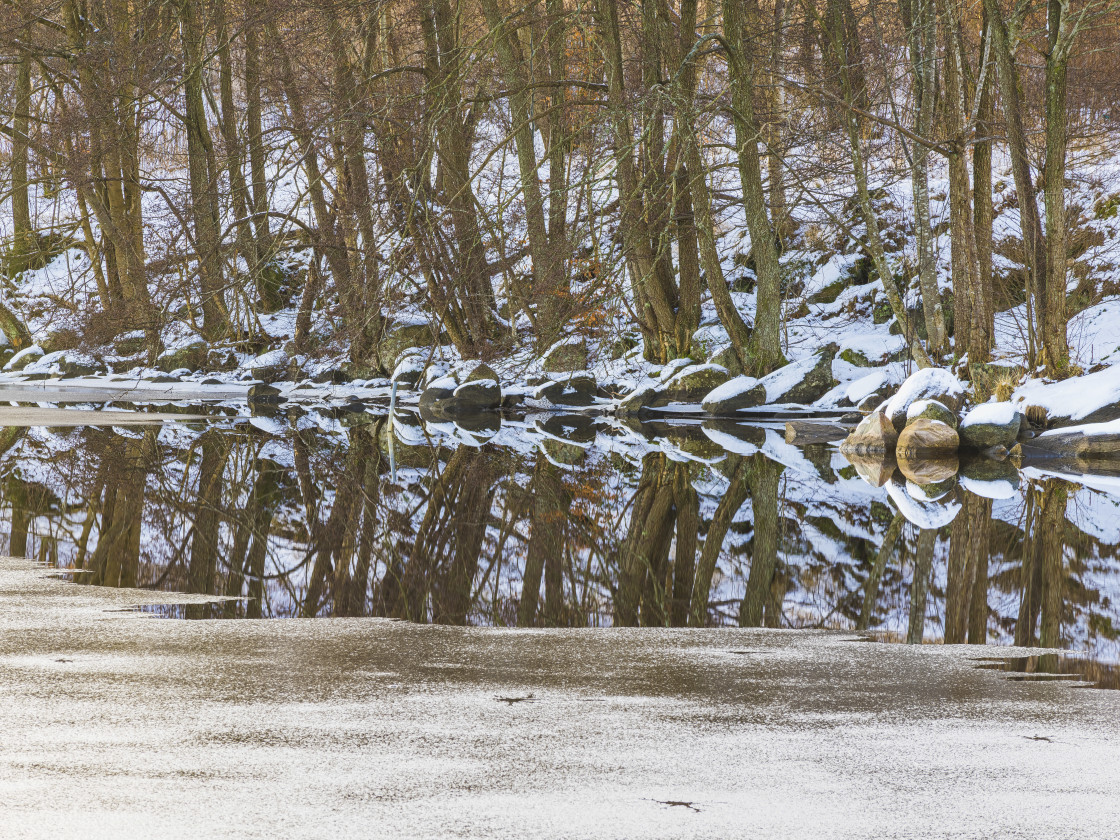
[88, 432, 156, 589]
[947, 494, 993, 643]
[520, 460, 570, 627]
[858, 514, 903, 631]
[690, 456, 752, 626]
[670, 466, 699, 627]
[225, 451, 282, 619]
[187, 432, 229, 596]
[302, 431, 372, 616]
[1015, 490, 1043, 647]
[1037, 480, 1068, 651]
[740, 456, 784, 627]
[615, 454, 676, 627]
[907, 528, 936, 644]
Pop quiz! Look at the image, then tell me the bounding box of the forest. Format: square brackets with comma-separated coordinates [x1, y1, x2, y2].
[0, 0, 1118, 398]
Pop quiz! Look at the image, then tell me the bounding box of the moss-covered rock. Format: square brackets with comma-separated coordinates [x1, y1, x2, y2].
[541, 337, 589, 372]
[157, 340, 209, 373]
[905, 399, 958, 429]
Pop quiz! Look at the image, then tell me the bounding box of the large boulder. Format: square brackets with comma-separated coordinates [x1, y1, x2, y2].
[535, 372, 598, 407]
[541, 337, 589, 373]
[906, 399, 958, 429]
[702, 375, 765, 414]
[884, 368, 965, 431]
[617, 384, 659, 416]
[959, 402, 1021, 449]
[452, 378, 501, 410]
[391, 351, 427, 388]
[840, 409, 898, 455]
[762, 344, 840, 404]
[158, 340, 208, 373]
[379, 318, 446, 373]
[249, 349, 289, 383]
[4, 345, 43, 372]
[661, 363, 729, 402]
[896, 418, 959, 457]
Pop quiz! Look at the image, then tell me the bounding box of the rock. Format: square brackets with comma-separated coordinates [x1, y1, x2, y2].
[764, 344, 839, 404]
[378, 319, 445, 373]
[4, 345, 43, 372]
[617, 385, 659, 416]
[157, 340, 208, 373]
[906, 399, 958, 429]
[840, 410, 898, 455]
[541, 338, 589, 373]
[452, 378, 502, 410]
[248, 383, 285, 404]
[857, 393, 888, 415]
[113, 331, 150, 357]
[206, 350, 239, 372]
[661, 364, 729, 402]
[609, 333, 641, 360]
[201, 377, 223, 385]
[959, 402, 1021, 449]
[896, 418, 960, 456]
[249, 349, 289, 383]
[884, 368, 965, 431]
[391, 352, 427, 388]
[535, 373, 598, 407]
[702, 375, 765, 414]
[463, 362, 500, 385]
[418, 375, 458, 411]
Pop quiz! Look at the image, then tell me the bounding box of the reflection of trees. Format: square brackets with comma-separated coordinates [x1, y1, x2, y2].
[0, 415, 1116, 663]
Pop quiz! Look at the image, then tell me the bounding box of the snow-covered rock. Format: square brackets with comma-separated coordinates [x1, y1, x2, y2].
[884, 368, 965, 430]
[840, 409, 898, 455]
[960, 401, 1021, 449]
[661, 363, 729, 402]
[541, 337, 588, 372]
[906, 399, 957, 429]
[249, 349, 289, 383]
[702, 375, 763, 414]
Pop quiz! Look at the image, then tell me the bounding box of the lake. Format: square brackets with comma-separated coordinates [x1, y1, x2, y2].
[4, 400, 1117, 687]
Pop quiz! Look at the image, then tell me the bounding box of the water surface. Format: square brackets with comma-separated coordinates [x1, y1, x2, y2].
[5, 404, 1119, 684]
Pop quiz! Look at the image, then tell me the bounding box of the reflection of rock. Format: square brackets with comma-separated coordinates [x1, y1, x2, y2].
[896, 418, 959, 456]
[538, 413, 597, 444]
[248, 383, 285, 404]
[886, 476, 962, 528]
[897, 451, 959, 486]
[700, 420, 766, 455]
[845, 452, 897, 487]
[959, 402, 1021, 449]
[840, 410, 898, 454]
[959, 456, 1020, 499]
[542, 438, 588, 465]
[885, 368, 965, 431]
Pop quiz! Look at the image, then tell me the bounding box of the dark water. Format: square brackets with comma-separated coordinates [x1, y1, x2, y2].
[6, 406, 1120, 683]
